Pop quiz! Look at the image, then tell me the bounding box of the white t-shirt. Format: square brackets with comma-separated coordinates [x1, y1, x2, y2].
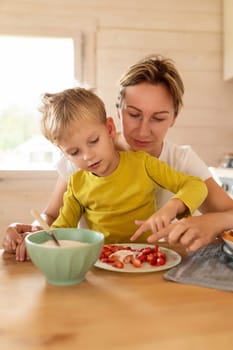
[56, 140, 211, 214]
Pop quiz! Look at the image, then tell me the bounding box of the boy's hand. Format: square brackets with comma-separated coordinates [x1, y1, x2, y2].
[130, 210, 173, 242]
[131, 199, 187, 242]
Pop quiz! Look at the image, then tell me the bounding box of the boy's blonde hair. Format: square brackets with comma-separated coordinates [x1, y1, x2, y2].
[40, 87, 107, 145]
[117, 54, 184, 116]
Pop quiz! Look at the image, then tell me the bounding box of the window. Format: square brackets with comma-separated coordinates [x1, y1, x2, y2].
[0, 17, 96, 173]
[0, 36, 76, 170]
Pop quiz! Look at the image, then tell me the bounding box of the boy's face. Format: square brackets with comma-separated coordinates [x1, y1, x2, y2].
[59, 117, 119, 177]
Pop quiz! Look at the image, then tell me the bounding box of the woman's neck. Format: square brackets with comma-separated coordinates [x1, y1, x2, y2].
[150, 143, 164, 158]
[114, 133, 131, 152]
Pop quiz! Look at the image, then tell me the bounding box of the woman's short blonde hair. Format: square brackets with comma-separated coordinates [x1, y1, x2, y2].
[117, 54, 184, 116]
[40, 87, 107, 144]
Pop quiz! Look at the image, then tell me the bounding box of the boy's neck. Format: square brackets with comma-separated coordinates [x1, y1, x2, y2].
[91, 150, 120, 177]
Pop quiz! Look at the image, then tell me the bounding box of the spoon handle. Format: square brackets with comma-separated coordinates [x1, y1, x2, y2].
[31, 208, 51, 231]
[30, 208, 60, 246]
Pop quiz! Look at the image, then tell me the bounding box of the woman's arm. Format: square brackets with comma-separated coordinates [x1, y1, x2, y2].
[149, 209, 233, 252]
[40, 175, 68, 225]
[145, 178, 233, 251]
[166, 177, 233, 251]
[199, 177, 233, 213]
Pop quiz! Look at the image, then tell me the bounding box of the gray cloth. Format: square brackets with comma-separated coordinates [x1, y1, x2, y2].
[164, 242, 233, 292]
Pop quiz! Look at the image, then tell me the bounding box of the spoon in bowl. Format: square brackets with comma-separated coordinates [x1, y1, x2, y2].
[30, 208, 60, 246]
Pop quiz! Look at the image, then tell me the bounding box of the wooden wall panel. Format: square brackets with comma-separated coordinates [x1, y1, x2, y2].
[0, 171, 57, 245]
[1, 0, 221, 15]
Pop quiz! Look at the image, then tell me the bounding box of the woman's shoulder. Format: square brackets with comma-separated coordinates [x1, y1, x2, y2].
[160, 140, 192, 159]
[160, 140, 211, 179]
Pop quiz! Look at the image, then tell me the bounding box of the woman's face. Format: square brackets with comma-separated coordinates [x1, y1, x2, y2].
[119, 82, 177, 157]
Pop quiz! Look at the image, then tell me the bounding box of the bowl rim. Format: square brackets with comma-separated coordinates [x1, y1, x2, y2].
[25, 228, 104, 248]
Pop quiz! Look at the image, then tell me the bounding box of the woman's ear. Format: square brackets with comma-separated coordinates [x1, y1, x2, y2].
[106, 117, 117, 137]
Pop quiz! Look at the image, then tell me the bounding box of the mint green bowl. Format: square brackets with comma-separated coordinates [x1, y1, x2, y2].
[25, 228, 104, 286]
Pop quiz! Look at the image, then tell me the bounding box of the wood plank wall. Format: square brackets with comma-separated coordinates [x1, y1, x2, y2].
[0, 171, 57, 244]
[0, 0, 233, 242]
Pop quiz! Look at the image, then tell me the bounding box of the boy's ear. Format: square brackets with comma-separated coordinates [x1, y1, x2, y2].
[106, 117, 116, 137]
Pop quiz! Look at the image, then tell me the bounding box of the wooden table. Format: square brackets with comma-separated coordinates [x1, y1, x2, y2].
[0, 246, 232, 350]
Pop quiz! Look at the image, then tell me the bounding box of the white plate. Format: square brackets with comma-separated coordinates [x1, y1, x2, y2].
[94, 243, 182, 273]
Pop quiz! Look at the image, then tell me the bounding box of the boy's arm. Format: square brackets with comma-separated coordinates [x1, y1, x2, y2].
[131, 154, 208, 242]
[145, 153, 208, 214]
[130, 178, 208, 242]
[52, 177, 83, 229]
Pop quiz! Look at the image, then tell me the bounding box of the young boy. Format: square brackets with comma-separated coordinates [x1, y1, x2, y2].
[41, 87, 207, 243]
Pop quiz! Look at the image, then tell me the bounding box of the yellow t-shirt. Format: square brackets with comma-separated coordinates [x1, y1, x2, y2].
[52, 151, 207, 243]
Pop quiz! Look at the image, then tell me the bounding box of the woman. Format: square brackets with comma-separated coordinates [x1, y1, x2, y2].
[3, 54, 233, 261]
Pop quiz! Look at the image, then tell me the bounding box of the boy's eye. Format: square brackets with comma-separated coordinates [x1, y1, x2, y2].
[70, 150, 79, 156]
[89, 137, 99, 144]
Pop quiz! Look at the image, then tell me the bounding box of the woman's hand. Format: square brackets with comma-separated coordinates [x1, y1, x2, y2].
[130, 210, 233, 252]
[2, 223, 41, 261]
[145, 214, 227, 252]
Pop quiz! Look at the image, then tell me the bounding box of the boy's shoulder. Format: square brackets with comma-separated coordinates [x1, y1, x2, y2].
[121, 150, 156, 161]
[121, 150, 151, 158]
[69, 168, 87, 183]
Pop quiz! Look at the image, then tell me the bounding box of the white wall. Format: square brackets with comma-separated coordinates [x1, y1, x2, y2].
[0, 0, 233, 240]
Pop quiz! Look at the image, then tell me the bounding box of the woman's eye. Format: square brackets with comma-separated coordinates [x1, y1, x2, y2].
[151, 117, 165, 122]
[129, 113, 140, 118]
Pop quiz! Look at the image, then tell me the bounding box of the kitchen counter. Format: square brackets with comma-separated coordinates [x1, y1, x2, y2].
[0, 246, 232, 350]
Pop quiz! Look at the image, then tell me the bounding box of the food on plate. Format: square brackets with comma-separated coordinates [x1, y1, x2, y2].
[99, 244, 166, 269]
[222, 229, 233, 242]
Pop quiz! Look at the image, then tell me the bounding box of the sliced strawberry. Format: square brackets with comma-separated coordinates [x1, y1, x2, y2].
[156, 257, 166, 266]
[149, 256, 158, 266]
[157, 251, 166, 259]
[140, 247, 153, 255]
[146, 253, 155, 262]
[137, 253, 147, 263]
